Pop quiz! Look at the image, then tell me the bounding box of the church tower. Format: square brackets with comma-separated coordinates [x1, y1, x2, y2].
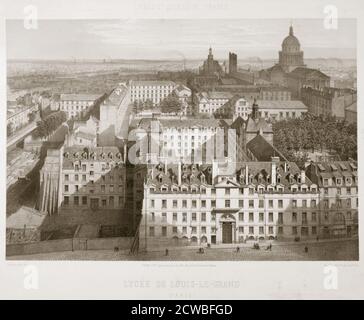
[278, 24, 305, 72]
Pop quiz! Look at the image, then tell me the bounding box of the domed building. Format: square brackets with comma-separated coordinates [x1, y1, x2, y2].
[278, 25, 305, 72]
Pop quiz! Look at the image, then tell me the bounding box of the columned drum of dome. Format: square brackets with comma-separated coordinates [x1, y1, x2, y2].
[279, 25, 305, 72]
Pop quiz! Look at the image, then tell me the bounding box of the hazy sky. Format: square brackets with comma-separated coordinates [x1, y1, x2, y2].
[6, 19, 356, 60]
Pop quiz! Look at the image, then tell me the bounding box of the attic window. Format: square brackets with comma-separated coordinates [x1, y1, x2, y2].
[330, 164, 338, 171]
[161, 186, 168, 192]
[277, 175, 281, 183]
[318, 164, 326, 171]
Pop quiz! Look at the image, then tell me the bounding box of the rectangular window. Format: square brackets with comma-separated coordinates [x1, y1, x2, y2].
[211, 213, 216, 221]
[259, 212, 264, 222]
[291, 212, 296, 223]
[173, 200, 177, 208]
[173, 226, 177, 233]
[312, 212, 317, 222]
[201, 212, 206, 222]
[162, 226, 167, 237]
[249, 200, 254, 208]
[239, 212, 244, 221]
[278, 227, 283, 235]
[192, 200, 197, 208]
[173, 212, 177, 221]
[239, 227, 244, 233]
[292, 200, 297, 208]
[201, 200, 206, 208]
[82, 164, 86, 171]
[278, 212, 283, 224]
[259, 226, 264, 235]
[82, 174, 86, 181]
[269, 200, 273, 208]
[162, 200, 167, 208]
[109, 196, 114, 206]
[225, 200, 230, 208]
[64, 185, 69, 192]
[182, 213, 187, 222]
[102, 199, 106, 207]
[63, 196, 69, 205]
[268, 212, 273, 222]
[312, 226, 317, 235]
[292, 226, 297, 235]
[239, 200, 244, 208]
[149, 227, 155, 237]
[278, 200, 283, 208]
[269, 226, 273, 234]
[74, 196, 79, 205]
[249, 226, 254, 234]
[249, 212, 254, 222]
[65, 174, 69, 181]
[192, 212, 197, 221]
[150, 200, 154, 208]
[211, 200, 216, 207]
[82, 196, 87, 205]
[182, 200, 187, 208]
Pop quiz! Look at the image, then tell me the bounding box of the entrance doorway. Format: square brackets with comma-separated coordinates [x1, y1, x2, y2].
[90, 198, 99, 210]
[222, 222, 233, 244]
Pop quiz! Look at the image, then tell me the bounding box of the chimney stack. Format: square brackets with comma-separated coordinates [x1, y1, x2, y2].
[178, 161, 182, 185]
[271, 156, 280, 185]
[212, 160, 218, 183]
[301, 170, 306, 184]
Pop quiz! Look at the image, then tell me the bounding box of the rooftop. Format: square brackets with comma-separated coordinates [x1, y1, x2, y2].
[256, 100, 308, 110]
[130, 80, 176, 87]
[60, 94, 102, 101]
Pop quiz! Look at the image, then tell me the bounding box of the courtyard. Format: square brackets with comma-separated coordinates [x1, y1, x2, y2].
[7, 238, 359, 261]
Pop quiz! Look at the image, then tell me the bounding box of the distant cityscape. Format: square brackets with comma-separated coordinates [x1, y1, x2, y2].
[6, 22, 358, 261]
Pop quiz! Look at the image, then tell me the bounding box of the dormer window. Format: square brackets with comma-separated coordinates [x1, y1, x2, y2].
[249, 174, 253, 184]
[336, 178, 342, 185]
[297, 175, 301, 183]
[161, 186, 168, 192]
[346, 177, 352, 185]
[277, 174, 281, 184]
[239, 175, 245, 184]
[266, 175, 270, 184]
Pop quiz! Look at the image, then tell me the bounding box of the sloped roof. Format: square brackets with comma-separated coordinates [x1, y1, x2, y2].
[60, 94, 101, 101]
[256, 100, 308, 110]
[288, 67, 330, 79]
[247, 134, 287, 161]
[246, 117, 273, 133]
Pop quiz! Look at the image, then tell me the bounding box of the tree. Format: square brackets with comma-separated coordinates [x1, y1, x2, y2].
[7, 123, 13, 137]
[28, 111, 37, 123]
[159, 94, 182, 114]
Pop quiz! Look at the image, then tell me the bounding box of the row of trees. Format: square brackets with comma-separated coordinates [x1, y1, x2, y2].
[133, 93, 182, 114]
[273, 113, 357, 163]
[36, 111, 67, 139]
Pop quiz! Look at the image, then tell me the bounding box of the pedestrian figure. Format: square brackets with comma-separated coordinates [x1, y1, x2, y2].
[236, 246, 240, 253]
[316, 236, 319, 241]
[269, 243, 272, 251]
[165, 249, 169, 256]
[305, 246, 308, 253]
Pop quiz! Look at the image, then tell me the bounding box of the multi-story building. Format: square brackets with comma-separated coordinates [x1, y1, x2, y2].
[158, 118, 224, 161]
[130, 80, 176, 106]
[301, 86, 357, 119]
[259, 86, 291, 100]
[286, 67, 330, 99]
[139, 157, 321, 247]
[254, 100, 307, 121]
[174, 85, 192, 115]
[305, 161, 358, 238]
[99, 83, 132, 146]
[197, 91, 233, 115]
[7, 104, 38, 131]
[38, 146, 126, 215]
[59, 94, 102, 119]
